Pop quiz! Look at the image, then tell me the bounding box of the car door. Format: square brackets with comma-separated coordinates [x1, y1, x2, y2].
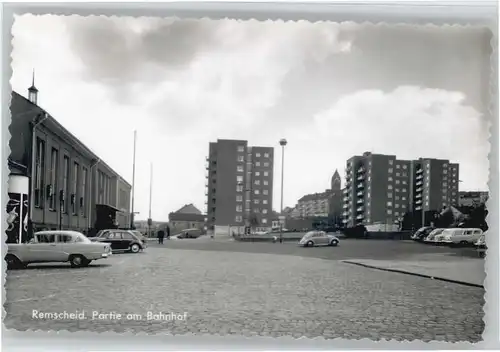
[32, 233, 59, 262]
[472, 229, 483, 242]
[317, 232, 328, 245]
[121, 232, 135, 249]
[58, 234, 74, 260]
[105, 232, 120, 250]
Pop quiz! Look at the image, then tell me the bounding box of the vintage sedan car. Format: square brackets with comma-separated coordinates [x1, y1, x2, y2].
[299, 230, 340, 247]
[174, 228, 203, 239]
[5, 230, 112, 269]
[411, 226, 435, 241]
[423, 228, 444, 243]
[439, 228, 484, 246]
[92, 229, 146, 253]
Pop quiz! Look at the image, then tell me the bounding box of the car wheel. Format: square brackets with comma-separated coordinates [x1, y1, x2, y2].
[69, 254, 87, 268]
[307, 241, 314, 247]
[479, 251, 486, 258]
[130, 243, 141, 253]
[330, 240, 339, 247]
[5, 254, 25, 270]
[459, 240, 469, 246]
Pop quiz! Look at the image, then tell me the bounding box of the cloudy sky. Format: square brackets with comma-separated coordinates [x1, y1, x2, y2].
[12, 16, 492, 221]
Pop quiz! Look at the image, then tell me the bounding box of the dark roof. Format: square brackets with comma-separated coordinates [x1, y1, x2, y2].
[12, 91, 131, 187]
[168, 212, 205, 222]
[173, 203, 202, 214]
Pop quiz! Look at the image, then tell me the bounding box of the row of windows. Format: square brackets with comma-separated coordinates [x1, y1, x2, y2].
[34, 139, 89, 216]
[236, 146, 271, 158]
[235, 205, 269, 214]
[235, 215, 269, 224]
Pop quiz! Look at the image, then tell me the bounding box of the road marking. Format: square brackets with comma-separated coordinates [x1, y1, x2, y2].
[7, 294, 56, 304]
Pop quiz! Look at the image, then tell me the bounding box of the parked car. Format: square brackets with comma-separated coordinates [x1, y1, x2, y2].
[438, 228, 484, 246]
[5, 230, 112, 269]
[475, 234, 487, 258]
[411, 226, 435, 241]
[423, 228, 445, 243]
[174, 228, 203, 239]
[299, 230, 340, 247]
[91, 229, 147, 253]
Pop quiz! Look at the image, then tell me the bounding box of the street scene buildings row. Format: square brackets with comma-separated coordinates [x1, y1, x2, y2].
[7, 83, 132, 243]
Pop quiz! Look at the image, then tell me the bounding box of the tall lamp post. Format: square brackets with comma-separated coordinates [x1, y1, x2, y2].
[130, 130, 137, 229]
[279, 138, 287, 244]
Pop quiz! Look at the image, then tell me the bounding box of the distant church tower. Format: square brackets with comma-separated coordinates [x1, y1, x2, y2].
[331, 169, 341, 191]
[28, 70, 38, 105]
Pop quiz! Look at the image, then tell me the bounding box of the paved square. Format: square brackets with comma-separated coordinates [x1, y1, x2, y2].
[4, 246, 484, 342]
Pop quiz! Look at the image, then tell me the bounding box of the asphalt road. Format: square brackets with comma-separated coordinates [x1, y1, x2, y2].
[148, 236, 480, 261]
[4, 241, 484, 342]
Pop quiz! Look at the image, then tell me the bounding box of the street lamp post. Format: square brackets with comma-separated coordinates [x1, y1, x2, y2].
[130, 130, 137, 229]
[279, 138, 287, 244]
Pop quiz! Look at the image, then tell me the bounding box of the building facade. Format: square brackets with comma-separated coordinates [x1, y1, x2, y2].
[8, 88, 131, 242]
[458, 191, 489, 207]
[205, 139, 274, 235]
[168, 203, 206, 234]
[343, 152, 459, 228]
[296, 170, 342, 219]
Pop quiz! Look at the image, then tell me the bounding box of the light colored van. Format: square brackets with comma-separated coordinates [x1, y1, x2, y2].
[439, 228, 484, 245]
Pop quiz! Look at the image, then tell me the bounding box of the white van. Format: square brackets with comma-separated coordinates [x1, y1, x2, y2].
[440, 228, 484, 245]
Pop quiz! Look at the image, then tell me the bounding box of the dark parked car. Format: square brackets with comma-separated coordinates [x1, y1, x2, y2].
[92, 229, 147, 253]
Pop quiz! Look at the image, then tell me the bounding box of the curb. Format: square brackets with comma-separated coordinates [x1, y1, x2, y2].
[342, 260, 484, 288]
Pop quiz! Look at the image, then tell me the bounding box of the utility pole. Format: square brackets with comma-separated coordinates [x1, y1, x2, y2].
[130, 130, 137, 229]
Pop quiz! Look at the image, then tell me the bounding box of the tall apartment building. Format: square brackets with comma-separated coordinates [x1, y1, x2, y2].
[342, 152, 459, 228]
[205, 139, 274, 235]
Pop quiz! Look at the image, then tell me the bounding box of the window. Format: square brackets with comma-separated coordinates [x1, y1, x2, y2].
[58, 234, 73, 243]
[255, 171, 260, 176]
[262, 200, 268, 205]
[263, 180, 269, 186]
[388, 185, 393, 190]
[237, 155, 244, 162]
[256, 162, 261, 167]
[72, 162, 79, 214]
[254, 180, 261, 185]
[49, 148, 59, 210]
[237, 175, 243, 183]
[402, 196, 406, 201]
[81, 167, 87, 216]
[236, 185, 243, 192]
[237, 146, 245, 152]
[396, 164, 400, 169]
[395, 204, 400, 208]
[395, 196, 400, 200]
[254, 189, 260, 195]
[389, 160, 394, 165]
[387, 201, 393, 207]
[236, 205, 243, 212]
[395, 180, 400, 185]
[264, 171, 269, 177]
[262, 209, 268, 214]
[402, 188, 407, 193]
[395, 172, 400, 177]
[388, 168, 393, 173]
[36, 234, 56, 243]
[263, 189, 268, 195]
[235, 216, 243, 222]
[387, 192, 393, 198]
[442, 195, 447, 200]
[264, 153, 269, 158]
[256, 153, 261, 157]
[402, 180, 407, 185]
[236, 195, 243, 202]
[62, 156, 70, 213]
[403, 165, 407, 169]
[237, 165, 244, 172]
[262, 219, 268, 224]
[253, 208, 260, 213]
[34, 138, 45, 208]
[264, 162, 269, 167]
[387, 209, 392, 215]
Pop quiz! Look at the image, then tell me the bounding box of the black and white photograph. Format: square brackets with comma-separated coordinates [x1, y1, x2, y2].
[4, 14, 492, 343]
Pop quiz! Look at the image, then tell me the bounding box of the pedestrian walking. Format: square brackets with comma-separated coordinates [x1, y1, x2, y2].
[166, 226, 171, 240]
[158, 229, 165, 244]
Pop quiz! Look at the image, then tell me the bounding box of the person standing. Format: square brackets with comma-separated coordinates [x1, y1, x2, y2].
[166, 226, 171, 240]
[157, 229, 165, 244]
